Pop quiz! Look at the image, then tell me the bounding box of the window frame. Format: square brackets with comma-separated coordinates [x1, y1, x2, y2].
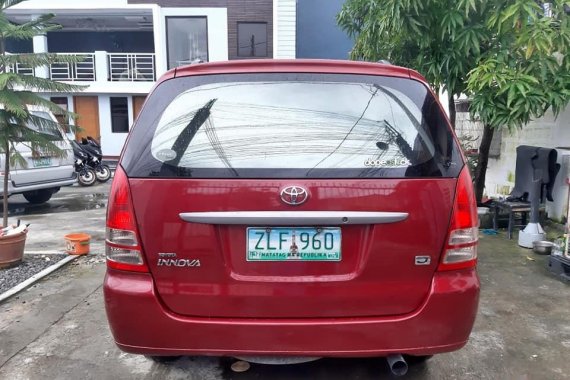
[110, 96, 130, 134]
[50, 96, 70, 128]
[165, 16, 209, 70]
[237, 21, 268, 58]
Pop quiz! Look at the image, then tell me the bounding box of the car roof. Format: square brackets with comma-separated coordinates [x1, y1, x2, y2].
[167, 59, 427, 85]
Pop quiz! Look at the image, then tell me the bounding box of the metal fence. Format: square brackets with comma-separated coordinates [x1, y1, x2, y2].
[49, 53, 96, 82]
[108, 53, 156, 82]
[6, 62, 35, 76]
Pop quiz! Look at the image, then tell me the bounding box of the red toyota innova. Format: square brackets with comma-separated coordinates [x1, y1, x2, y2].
[104, 60, 479, 370]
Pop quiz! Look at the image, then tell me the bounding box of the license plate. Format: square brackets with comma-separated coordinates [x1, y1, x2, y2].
[247, 227, 341, 262]
[32, 157, 52, 167]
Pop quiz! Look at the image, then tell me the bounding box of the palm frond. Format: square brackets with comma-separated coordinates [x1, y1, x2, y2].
[1, 53, 85, 68]
[0, 88, 27, 117]
[1, 5, 85, 225]
[0, 113, 66, 161]
[1, 73, 86, 92]
[2, 14, 61, 40]
[0, 0, 29, 11]
[17, 92, 76, 120]
[0, 72, 20, 89]
[14, 126, 66, 157]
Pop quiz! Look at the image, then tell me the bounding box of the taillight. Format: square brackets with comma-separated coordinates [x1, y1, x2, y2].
[438, 167, 479, 271]
[105, 166, 148, 272]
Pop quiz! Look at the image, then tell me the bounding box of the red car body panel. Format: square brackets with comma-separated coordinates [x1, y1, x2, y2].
[105, 268, 479, 356]
[128, 178, 455, 318]
[172, 59, 414, 80]
[104, 59, 480, 358]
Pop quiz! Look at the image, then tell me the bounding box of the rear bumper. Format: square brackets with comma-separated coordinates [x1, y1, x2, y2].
[104, 268, 479, 357]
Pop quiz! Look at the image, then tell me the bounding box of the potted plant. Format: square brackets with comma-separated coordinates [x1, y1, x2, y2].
[0, 0, 83, 268]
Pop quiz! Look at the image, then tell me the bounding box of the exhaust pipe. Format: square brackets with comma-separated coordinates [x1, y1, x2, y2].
[387, 354, 408, 377]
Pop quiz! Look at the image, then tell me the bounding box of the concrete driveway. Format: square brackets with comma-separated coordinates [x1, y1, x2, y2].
[0, 184, 569, 379]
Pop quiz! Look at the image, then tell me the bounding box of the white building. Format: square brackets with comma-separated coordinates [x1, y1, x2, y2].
[5, 0, 297, 157]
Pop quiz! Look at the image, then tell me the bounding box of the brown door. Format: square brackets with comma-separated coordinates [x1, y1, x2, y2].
[133, 96, 147, 121]
[73, 96, 100, 142]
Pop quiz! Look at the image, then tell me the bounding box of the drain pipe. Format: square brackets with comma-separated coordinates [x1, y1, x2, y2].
[387, 354, 408, 377]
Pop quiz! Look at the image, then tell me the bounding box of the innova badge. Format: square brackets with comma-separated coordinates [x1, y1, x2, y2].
[280, 186, 309, 206]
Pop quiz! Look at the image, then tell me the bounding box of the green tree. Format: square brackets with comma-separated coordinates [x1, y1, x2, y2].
[467, 1, 569, 202]
[337, 0, 491, 128]
[0, 0, 83, 227]
[338, 0, 570, 203]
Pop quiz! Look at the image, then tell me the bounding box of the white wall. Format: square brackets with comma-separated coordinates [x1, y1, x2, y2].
[71, 81, 154, 95]
[99, 96, 128, 157]
[154, 8, 229, 78]
[273, 0, 296, 59]
[485, 107, 570, 221]
[457, 106, 570, 221]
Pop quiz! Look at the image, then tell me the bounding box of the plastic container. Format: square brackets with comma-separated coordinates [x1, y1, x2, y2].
[0, 231, 27, 269]
[64, 233, 91, 255]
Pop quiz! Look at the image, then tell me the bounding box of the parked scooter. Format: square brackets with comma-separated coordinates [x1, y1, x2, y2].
[80, 137, 112, 183]
[71, 141, 97, 187]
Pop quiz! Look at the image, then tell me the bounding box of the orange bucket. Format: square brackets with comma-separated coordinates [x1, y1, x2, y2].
[64, 233, 91, 255]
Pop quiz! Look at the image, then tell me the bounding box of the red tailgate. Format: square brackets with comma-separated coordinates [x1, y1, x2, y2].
[129, 178, 455, 318]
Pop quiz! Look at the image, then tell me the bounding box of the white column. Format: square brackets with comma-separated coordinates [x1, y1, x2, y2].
[67, 95, 75, 126]
[94, 51, 109, 83]
[273, 0, 279, 58]
[98, 96, 112, 156]
[32, 33, 49, 78]
[206, 9, 228, 62]
[127, 96, 134, 127]
[273, 0, 297, 59]
[153, 6, 168, 78]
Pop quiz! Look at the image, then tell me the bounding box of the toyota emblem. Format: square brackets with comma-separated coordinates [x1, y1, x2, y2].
[280, 186, 309, 205]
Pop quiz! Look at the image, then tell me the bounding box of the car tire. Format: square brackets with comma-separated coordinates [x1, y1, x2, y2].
[23, 189, 53, 204]
[146, 356, 181, 363]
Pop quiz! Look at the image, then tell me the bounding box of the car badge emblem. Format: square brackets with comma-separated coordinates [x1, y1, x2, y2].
[280, 186, 309, 206]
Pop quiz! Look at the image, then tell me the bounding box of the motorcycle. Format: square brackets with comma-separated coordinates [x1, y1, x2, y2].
[71, 141, 97, 187]
[80, 137, 112, 183]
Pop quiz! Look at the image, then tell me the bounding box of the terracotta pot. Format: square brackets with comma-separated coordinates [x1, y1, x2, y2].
[0, 231, 27, 269]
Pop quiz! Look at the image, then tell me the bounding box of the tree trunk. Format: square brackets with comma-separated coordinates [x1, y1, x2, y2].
[474, 124, 495, 204]
[0, 37, 7, 228]
[0, 37, 4, 73]
[3, 144, 8, 228]
[448, 93, 456, 130]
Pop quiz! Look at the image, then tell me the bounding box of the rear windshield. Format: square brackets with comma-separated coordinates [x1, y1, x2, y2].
[122, 73, 462, 178]
[26, 111, 64, 141]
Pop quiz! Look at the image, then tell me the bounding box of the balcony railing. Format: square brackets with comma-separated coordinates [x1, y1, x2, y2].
[108, 53, 156, 82]
[6, 62, 35, 76]
[7, 51, 157, 84]
[49, 53, 96, 82]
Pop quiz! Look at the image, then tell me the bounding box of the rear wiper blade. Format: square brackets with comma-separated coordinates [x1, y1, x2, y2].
[167, 99, 217, 166]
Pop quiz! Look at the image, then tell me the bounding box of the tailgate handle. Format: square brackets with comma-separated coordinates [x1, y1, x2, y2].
[179, 211, 408, 225]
